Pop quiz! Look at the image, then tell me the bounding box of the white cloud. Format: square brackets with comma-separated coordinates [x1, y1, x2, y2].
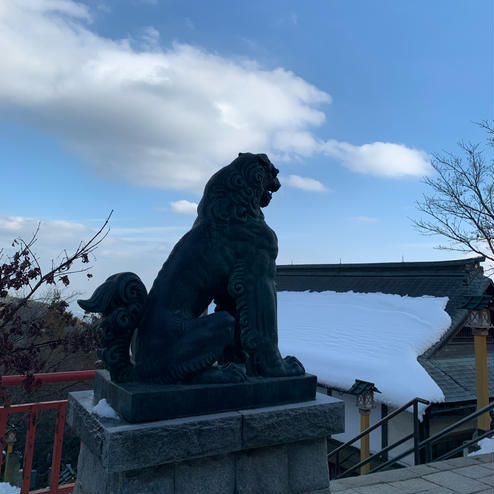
[273, 131, 319, 157]
[140, 26, 160, 50]
[322, 140, 431, 177]
[0, 216, 29, 232]
[0, 215, 87, 242]
[0, 214, 185, 308]
[169, 200, 198, 215]
[0, 1, 430, 191]
[282, 175, 328, 192]
[0, 0, 329, 191]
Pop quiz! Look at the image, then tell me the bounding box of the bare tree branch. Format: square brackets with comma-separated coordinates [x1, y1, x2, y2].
[0, 211, 113, 330]
[411, 123, 494, 266]
[0, 212, 111, 379]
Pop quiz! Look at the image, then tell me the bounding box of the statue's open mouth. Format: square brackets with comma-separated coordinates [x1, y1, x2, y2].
[260, 189, 273, 207]
[260, 177, 280, 207]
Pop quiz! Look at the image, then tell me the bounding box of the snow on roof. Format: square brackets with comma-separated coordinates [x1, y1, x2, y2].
[277, 291, 452, 410]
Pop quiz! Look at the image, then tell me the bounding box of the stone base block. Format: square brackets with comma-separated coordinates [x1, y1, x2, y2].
[68, 391, 344, 494]
[94, 369, 317, 422]
[75, 437, 331, 494]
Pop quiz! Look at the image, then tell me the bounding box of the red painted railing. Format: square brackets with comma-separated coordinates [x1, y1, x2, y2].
[1, 371, 96, 494]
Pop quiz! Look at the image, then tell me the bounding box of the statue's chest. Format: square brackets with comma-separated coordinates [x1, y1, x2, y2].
[238, 221, 278, 259]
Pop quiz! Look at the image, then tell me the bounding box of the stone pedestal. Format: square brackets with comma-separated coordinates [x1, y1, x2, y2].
[67, 391, 344, 494]
[94, 369, 318, 422]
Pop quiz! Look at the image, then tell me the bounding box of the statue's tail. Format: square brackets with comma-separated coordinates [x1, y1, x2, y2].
[78, 272, 147, 383]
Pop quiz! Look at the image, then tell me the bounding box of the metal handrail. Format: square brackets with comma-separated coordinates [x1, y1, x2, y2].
[369, 400, 494, 474]
[328, 397, 429, 459]
[419, 400, 494, 448]
[434, 427, 494, 462]
[341, 432, 414, 477]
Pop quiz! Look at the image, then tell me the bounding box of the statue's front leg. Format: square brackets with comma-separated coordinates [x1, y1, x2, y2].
[228, 266, 304, 377]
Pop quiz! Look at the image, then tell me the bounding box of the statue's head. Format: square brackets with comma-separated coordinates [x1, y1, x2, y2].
[197, 153, 280, 223]
[238, 153, 281, 207]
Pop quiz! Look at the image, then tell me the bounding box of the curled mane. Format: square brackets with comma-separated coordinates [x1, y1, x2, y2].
[196, 153, 272, 224]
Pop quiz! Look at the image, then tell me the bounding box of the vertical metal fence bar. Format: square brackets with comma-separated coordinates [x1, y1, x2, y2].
[0, 407, 8, 473]
[426, 443, 432, 463]
[21, 406, 38, 494]
[412, 401, 420, 465]
[49, 402, 67, 493]
[381, 404, 389, 462]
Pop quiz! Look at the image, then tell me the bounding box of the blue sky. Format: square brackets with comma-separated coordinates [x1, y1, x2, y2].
[0, 0, 492, 301]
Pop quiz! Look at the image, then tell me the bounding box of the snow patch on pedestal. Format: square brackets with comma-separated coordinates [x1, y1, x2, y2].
[92, 398, 120, 419]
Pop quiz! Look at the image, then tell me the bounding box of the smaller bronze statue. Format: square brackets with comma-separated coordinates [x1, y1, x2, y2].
[79, 153, 305, 384]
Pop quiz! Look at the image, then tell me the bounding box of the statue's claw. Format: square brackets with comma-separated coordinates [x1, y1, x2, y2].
[246, 352, 305, 378]
[283, 355, 305, 376]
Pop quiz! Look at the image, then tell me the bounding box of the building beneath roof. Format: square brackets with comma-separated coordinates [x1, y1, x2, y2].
[275, 256, 493, 465]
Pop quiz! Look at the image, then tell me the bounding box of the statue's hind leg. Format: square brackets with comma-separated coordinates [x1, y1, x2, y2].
[181, 311, 247, 383]
[136, 311, 246, 383]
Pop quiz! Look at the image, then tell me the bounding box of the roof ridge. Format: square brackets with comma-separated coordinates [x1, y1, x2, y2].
[277, 256, 485, 271]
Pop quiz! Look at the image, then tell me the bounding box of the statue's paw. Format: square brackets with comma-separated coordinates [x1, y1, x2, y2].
[189, 363, 247, 384]
[220, 362, 247, 382]
[249, 352, 305, 377]
[283, 355, 305, 376]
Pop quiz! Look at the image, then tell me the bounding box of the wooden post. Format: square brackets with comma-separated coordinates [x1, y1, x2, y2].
[3, 442, 13, 482]
[4, 450, 20, 486]
[359, 409, 370, 474]
[473, 328, 490, 431]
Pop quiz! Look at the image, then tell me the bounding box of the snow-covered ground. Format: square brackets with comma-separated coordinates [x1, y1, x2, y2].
[469, 437, 494, 456]
[0, 483, 19, 494]
[278, 290, 451, 412]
